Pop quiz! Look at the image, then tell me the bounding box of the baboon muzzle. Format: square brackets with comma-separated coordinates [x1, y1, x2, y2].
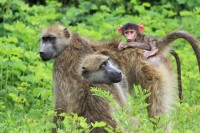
[39, 52, 52, 61]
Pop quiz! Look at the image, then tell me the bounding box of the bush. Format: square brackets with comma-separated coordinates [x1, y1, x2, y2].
[0, 0, 200, 132]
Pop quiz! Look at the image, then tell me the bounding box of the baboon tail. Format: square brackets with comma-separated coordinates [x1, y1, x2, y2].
[170, 50, 183, 103]
[158, 30, 200, 73]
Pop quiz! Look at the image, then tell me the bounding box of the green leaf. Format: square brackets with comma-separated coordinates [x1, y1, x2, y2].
[32, 87, 42, 98]
[79, 120, 88, 129]
[142, 2, 151, 7]
[180, 11, 193, 16]
[100, 5, 110, 12]
[177, 0, 187, 4]
[91, 4, 98, 10]
[91, 121, 106, 128]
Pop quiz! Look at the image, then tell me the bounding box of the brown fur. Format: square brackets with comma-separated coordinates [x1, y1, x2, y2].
[117, 31, 199, 104]
[80, 53, 141, 129]
[40, 25, 200, 133]
[80, 53, 129, 107]
[91, 41, 175, 118]
[157, 30, 200, 72]
[42, 25, 123, 132]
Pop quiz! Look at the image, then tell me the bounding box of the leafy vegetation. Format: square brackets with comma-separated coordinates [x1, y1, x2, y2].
[0, 0, 200, 132]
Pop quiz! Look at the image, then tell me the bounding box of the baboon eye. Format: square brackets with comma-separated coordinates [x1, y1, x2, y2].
[100, 61, 108, 69]
[124, 31, 128, 34]
[82, 67, 89, 76]
[42, 37, 56, 42]
[42, 37, 47, 42]
[49, 37, 56, 41]
[124, 30, 135, 34]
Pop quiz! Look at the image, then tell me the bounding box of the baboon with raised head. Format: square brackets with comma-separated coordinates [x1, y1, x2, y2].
[39, 24, 200, 132]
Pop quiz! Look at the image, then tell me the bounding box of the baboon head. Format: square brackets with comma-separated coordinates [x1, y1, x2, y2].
[80, 54, 122, 84]
[39, 25, 71, 61]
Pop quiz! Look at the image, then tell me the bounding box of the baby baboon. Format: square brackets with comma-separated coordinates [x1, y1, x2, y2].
[39, 24, 200, 132]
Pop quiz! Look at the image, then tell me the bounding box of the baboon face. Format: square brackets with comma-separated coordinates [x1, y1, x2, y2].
[81, 54, 122, 84]
[39, 25, 70, 61]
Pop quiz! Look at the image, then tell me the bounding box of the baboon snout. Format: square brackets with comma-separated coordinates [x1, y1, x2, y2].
[40, 52, 45, 57]
[40, 52, 46, 59]
[111, 71, 122, 83]
[39, 52, 52, 61]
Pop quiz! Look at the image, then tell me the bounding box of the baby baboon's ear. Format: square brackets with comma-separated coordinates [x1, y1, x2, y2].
[64, 28, 70, 38]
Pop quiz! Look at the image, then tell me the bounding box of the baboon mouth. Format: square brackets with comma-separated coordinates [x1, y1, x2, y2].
[40, 52, 53, 61]
[41, 57, 51, 61]
[127, 40, 132, 42]
[40, 55, 52, 61]
[112, 76, 122, 83]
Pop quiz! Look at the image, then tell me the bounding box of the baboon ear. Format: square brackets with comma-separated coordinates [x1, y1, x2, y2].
[64, 28, 70, 38]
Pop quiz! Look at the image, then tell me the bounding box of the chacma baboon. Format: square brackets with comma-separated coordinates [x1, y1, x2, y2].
[117, 22, 183, 102]
[90, 29, 200, 132]
[40, 25, 130, 132]
[80, 53, 129, 107]
[79, 53, 140, 130]
[118, 22, 158, 59]
[117, 22, 200, 70]
[39, 24, 200, 132]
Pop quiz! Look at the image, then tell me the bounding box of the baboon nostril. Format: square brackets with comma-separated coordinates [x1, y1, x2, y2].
[117, 71, 122, 76]
[40, 52, 45, 56]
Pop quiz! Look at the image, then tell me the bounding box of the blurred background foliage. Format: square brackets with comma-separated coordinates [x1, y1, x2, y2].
[0, 0, 200, 132]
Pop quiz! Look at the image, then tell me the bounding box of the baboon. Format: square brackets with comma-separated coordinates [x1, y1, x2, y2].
[117, 22, 200, 69]
[39, 24, 200, 132]
[79, 53, 141, 130]
[89, 29, 200, 132]
[117, 22, 197, 103]
[80, 53, 129, 107]
[40, 25, 129, 132]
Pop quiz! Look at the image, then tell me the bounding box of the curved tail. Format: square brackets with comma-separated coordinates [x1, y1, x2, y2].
[170, 50, 183, 103]
[157, 30, 200, 72]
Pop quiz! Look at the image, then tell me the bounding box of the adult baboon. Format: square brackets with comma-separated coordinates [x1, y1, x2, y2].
[80, 53, 129, 107]
[79, 53, 141, 130]
[39, 24, 200, 132]
[40, 25, 130, 132]
[117, 22, 183, 102]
